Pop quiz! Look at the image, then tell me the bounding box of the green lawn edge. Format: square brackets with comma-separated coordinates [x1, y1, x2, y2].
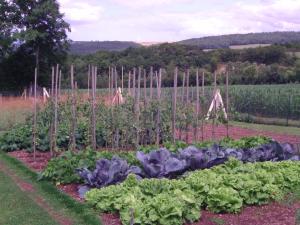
[230, 121, 300, 136]
[0, 171, 59, 225]
[0, 151, 102, 225]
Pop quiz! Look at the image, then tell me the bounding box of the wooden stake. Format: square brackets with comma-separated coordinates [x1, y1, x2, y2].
[150, 66, 153, 99]
[128, 71, 131, 95]
[156, 69, 162, 145]
[202, 71, 205, 96]
[53, 64, 59, 153]
[133, 68, 136, 98]
[49, 67, 55, 156]
[182, 71, 186, 102]
[33, 68, 37, 161]
[186, 69, 189, 102]
[172, 67, 178, 143]
[88, 65, 90, 96]
[121, 66, 124, 91]
[91, 66, 97, 150]
[143, 68, 147, 104]
[226, 71, 229, 138]
[136, 67, 141, 146]
[195, 68, 200, 142]
[70, 64, 76, 151]
[212, 72, 217, 141]
[115, 66, 118, 91]
[108, 66, 111, 97]
[58, 70, 62, 100]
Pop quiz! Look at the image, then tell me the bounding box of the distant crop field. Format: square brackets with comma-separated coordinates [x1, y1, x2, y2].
[287, 51, 300, 58]
[0, 97, 33, 132]
[229, 43, 271, 49]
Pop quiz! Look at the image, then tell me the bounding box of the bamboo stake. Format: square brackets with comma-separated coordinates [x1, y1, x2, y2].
[33, 68, 37, 161]
[150, 66, 153, 99]
[70, 64, 76, 151]
[172, 67, 178, 143]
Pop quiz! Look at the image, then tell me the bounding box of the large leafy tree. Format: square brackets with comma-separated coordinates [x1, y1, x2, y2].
[0, 0, 70, 90]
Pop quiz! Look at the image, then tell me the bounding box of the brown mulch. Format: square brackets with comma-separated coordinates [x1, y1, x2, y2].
[98, 201, 300, 225]
[194, 201, 300, 225]
[8, 150, 52, 172]
[181, 124, 300, 144]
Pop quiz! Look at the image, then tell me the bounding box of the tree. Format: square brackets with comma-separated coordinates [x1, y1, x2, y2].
[10, 0, 70, 84]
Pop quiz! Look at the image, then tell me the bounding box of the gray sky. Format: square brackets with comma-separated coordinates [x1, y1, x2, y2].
[57, 0, 300, 42]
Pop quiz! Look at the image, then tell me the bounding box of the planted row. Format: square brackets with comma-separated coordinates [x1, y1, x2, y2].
[40, 136, 272, 184]
[77, 141, 299, 189]
[85, 159, 300, 225]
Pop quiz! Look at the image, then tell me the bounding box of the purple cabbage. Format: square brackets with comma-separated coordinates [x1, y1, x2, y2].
[77, 141, 299, 193]
[136, 148, 187, 178]
[76, 156, 144, 188]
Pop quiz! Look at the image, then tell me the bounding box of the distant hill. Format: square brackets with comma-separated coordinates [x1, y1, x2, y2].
[69, 41, 141, 55]
[177, 31, 300, 49]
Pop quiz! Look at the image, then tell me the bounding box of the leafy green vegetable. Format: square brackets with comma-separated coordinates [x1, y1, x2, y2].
[85, 159, 300, 225]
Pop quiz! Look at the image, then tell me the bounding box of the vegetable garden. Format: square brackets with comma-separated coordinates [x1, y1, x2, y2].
[1, 64, 300, 225]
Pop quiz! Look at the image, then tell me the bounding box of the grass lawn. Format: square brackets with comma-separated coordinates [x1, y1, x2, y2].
[0, 171, 59, 225]
[0, 152, 102, 225]
[230, 121, 300, 136]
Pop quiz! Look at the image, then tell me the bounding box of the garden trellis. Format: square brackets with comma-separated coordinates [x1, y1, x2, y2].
[21, 63, 300, 162]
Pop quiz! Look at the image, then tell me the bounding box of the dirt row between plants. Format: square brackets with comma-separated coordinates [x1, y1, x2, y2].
[0, 158, 73, 225]
[182, 124, 300, 144]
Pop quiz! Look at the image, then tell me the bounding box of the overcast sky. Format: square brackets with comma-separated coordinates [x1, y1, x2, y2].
[57, 0, 300, 42]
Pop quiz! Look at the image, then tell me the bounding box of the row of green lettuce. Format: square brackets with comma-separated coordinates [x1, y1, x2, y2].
[40, 136, 271, 184]
[85, 159, 300, 225]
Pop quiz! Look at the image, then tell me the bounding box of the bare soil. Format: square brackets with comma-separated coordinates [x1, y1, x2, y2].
[181, 124, 300, 144]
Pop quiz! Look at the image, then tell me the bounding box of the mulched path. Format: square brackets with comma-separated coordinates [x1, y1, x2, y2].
[8, 151, 52, 172]
[99, 201, 300, 225]
[181, 124, 300, 144]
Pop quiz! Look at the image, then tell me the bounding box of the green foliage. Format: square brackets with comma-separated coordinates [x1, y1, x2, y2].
[85, 159, 300, 225]
[0, 124, 32, 151]
[41, 149, 137, 184]
[218, 136, 271, 149]
[0, 0, 70, 90]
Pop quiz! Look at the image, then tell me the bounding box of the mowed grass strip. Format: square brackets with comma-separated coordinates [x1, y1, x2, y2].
[230, 121, 300, 136]
[0, 171, 59, 225]
[0, 152, 102, 225]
